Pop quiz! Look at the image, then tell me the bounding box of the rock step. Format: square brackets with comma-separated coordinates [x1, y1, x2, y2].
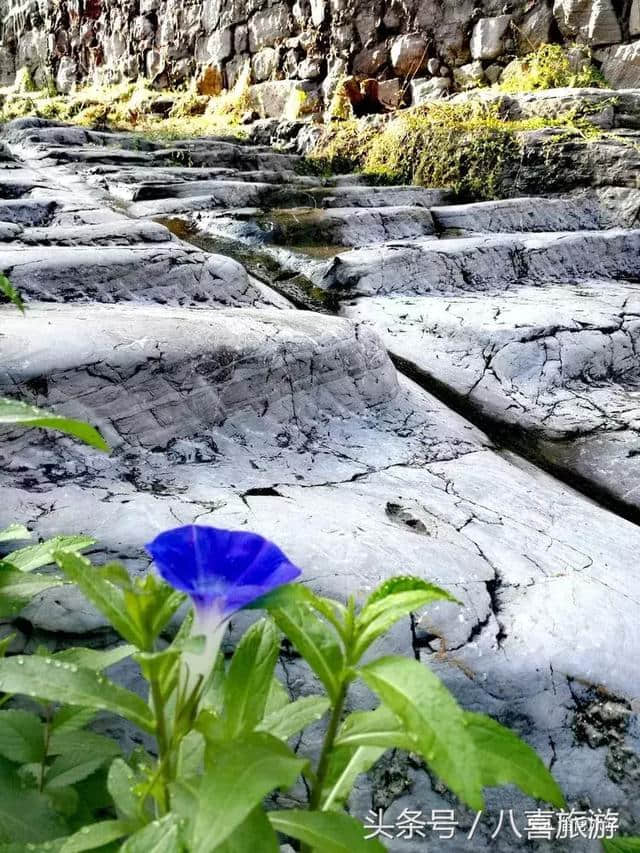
[6, 220, 175, 247]
[127, 183, 449, 217]
[0, 198, 57, 225]
[199, 205, 436, 248]
[431, 196, 604, 233]
[151, 147, 301, 173]
[0, 178, 46, 199]
[0, 304, 402, 453]
[0, 245, 261, 306]
[317, 230, 640, 295]
[344, 278, 640, 515]
[98, 169, 318, 200]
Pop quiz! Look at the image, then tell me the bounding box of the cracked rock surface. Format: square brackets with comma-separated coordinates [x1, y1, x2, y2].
[1, 117, 640, 848]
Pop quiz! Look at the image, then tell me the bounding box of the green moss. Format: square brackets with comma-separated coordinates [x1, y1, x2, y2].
[308, 99, 606, 201]
[499, 44, 607, 93]
[13, 66, 37, 93]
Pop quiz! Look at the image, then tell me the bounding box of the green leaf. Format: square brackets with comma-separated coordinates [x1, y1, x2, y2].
[0, 274, 25, 313]
[254, 584, 347, 637]
[177, 730, 205, 778]
[321, 746, 385, 812]
[45, 731, 121, 789]
[465, 712, 565, 807]
[0, 709, 45, 763]
[120, 814, 182, 852]
[51, 706, 97, 735]
[107, 758, 141, 823]
[0, 655, 154, 732]
[212, 807, 279, 853]
[0, 758, 67, 842]
[263, 676, 290, 717]
[268, 809, 386, 853]
[192, 733, 306, 851]
[48, 728, 123, 758]
[0, 524, 31, 543]
[0, 398, 109, 451]
[272, 602, 345, 701]
[0, 567, 64, 617]
[59, 819, 133, 852]
[54, 553, 144, 647]
[5, 535, 94, 573]
[223, 617, 280, 737]
[53, 645, 136, 671]
[359, 656, 483, 810]
[334, 705, 412, 750]
[46, 754, 113, 790]
[603, 839, 640, 852]
[354, 576, 456, 660]
[258, 695, 330, 741]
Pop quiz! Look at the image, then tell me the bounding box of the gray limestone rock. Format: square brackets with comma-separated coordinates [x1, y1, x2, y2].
[553, 0, 622, 46]
[2, 118, 640, 846]
[470, 16, 511, 61]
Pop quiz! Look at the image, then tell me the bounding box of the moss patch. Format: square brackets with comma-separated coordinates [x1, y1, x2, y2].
[308, 100, 607, 200]
[499, 44, 607, 93]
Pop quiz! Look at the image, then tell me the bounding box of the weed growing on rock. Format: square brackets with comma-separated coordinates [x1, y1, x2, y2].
[499, 44, 607, 93]
[309, 100, 609, 200]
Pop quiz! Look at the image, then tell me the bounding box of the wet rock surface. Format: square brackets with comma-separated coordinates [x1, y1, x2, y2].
[1, 116, 640, 848]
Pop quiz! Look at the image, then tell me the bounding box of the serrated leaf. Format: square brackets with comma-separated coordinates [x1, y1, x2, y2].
[359, 655, 483, 810]
[272, 602, 345, 701]
[54, 645, 136, 671]
[0, 524, 31, 543]
[0, 567, 64, 617]
[0, 757, 67, 842]
[5, 535, 94, 572]
[268, 809, 386, 853]
[0, 398, 109, 451]
[48, 729, 122, 758]
[212, 807, 279, 853]
[0, 656, 154, 732]
[321, 745, 385, 811]
[223, 617, 280, 737]
[177, 730, 205, 778]
[465, 712, 565, 807]
[192, 733, 306, 851]
[120, 814, 182, 852]
[258, 695, 330, 741]
[0, 709, 45, 763]
[354, 577, 456, 660]
[107, 758, 141, 823]
[59, 819, 133, 852]
[45, 731, 120, 789]
[334, 705, 412, 750]
[0, 274, 24, 313]
[54, 553, 144, 647]
[51, 706, 97, 735]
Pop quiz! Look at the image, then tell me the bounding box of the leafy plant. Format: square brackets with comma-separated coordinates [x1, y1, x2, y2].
[0, 398, 109, 451]
[499, 43, 607, 93]
[0, 524, 565, 850]
[0, 274, 24, 313]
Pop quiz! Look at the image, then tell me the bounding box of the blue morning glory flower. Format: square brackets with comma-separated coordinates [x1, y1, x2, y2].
[145, 525, 301, 685]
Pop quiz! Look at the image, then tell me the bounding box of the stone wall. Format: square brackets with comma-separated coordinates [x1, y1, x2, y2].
[1, 0, 640, 111]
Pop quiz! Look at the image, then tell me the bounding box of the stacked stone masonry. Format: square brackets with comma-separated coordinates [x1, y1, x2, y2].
[3, 0, 640, 111]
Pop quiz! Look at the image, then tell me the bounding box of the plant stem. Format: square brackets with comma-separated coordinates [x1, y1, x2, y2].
[309, 681, 348, 810]
[149, 676, 170, 815]
[38, 705, 52, 793]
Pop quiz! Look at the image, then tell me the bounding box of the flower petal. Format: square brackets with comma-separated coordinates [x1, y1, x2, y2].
[145, 525, 302, 614]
